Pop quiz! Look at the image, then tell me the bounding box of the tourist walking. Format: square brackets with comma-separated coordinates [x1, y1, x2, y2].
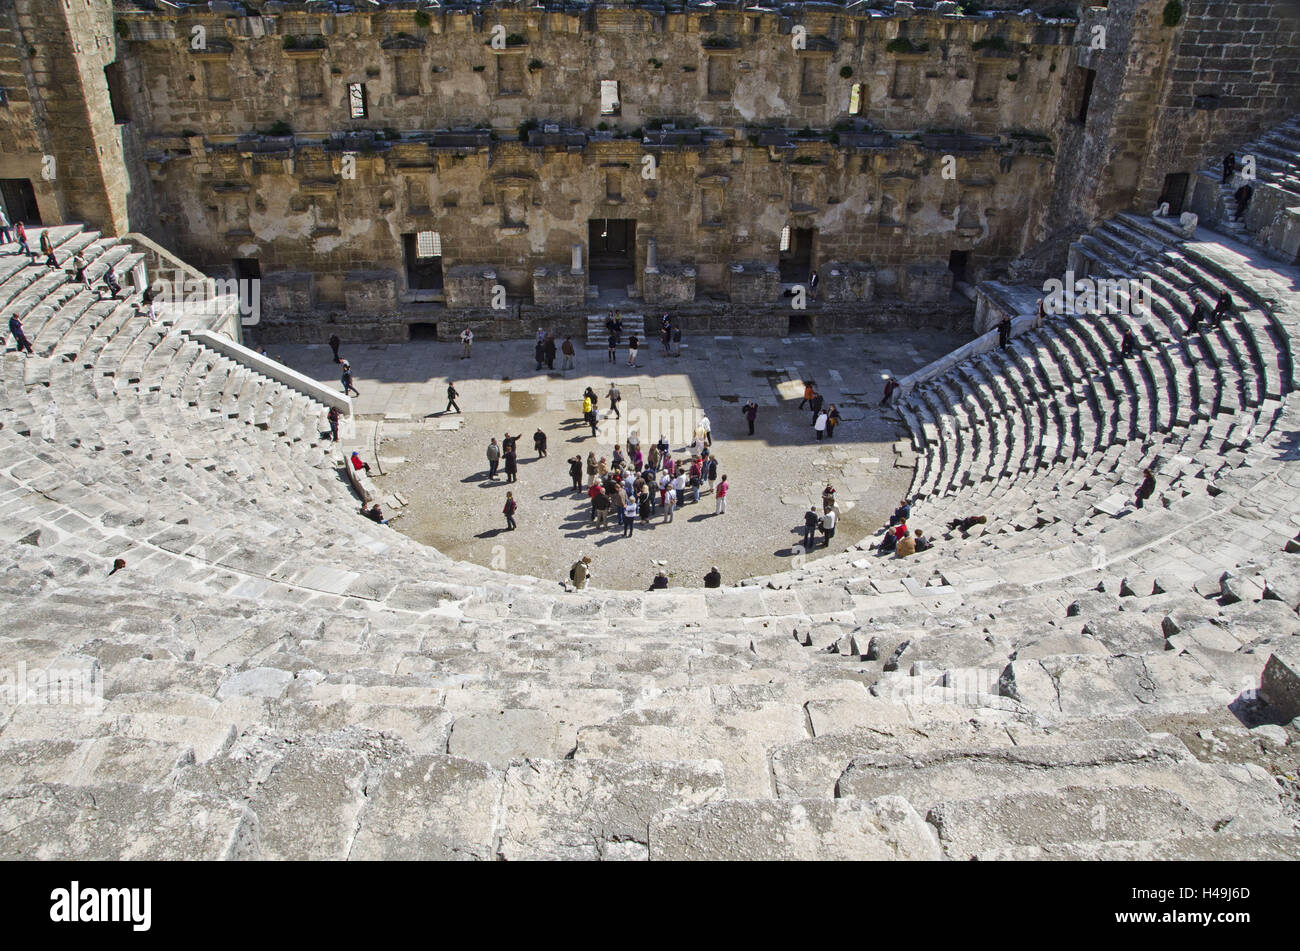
[8, 313, 33, 355]
[39, 229, 55, 268]
[627, 335, 639, 366]
[607, 331, 618, 364]
[607, 383, 621, 419]
[814, 409, 828, 440]
[714, 475, 729, 515]
[0, 207, 9, 245]
[809, 391, 824, 423]
[1222, 152, 1236, 185]
[445, 380, 460, 413]
[15, 221, 30, 258]
[562, 335, 575, 371]
[327, 405, 340, 442]
[329, 333, 341, 363]
[503, 444, 518, 483]
[544, 333, 557, 370]
[743, 400, 758, 435]
[698, 413, 712, 447]
[825, 404, 841, 439]
[341, 361, 360, 397]
[533, 427, 548, 458]
[799, 382, 814, 410]
[460, 327, 473, 359]
[880, 377, 898, 406]
[503, 492, 517, 531]
[487, 438, 501, 479]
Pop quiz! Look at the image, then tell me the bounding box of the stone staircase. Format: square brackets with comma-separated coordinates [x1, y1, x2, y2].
[584, 312, 646, 350]
[1, 218, 1298, 858]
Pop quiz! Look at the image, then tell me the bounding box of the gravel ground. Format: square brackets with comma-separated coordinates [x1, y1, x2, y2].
[374, 333, 947, 589]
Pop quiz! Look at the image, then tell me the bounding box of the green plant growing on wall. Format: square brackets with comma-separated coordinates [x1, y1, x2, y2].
[701, 35, 732, 49]
[413, 9, 431, 28]
[956, 0, 981, 13]
[528, 59, 544, 71]
[972, 36, 1009, 53]
[1162, 0, 1183, 26]
[472, 65, 485, 72]
[264, 120, 292, 136]
[648, 58, 663, 69]
[886, 37, 929, 54]
[518, 118, 539, 139]
[839, 65, 853, 78]
[115, 19, 129, 39]
[1006, 72, 1019, 81]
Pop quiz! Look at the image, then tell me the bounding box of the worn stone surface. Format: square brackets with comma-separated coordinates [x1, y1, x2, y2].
[648, 795, 942, 861]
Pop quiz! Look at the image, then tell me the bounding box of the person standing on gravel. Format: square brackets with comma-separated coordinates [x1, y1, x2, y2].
[743, 400, 758, 436]
[487, 438, 501, 480]
[607, 383, 621, 419]
[568, 454, 583, 492]
[534, 428, 548, 458]
[503, 492, 517, 531]
[503, 444, 518, 484]
[713, 475, 729, 515]
[445, 380, 460, 414]
[327, 405, 340, 442]
[570, 555, 592, 589]
[586, 451, 598, 487]
[803, 507, 819, 551]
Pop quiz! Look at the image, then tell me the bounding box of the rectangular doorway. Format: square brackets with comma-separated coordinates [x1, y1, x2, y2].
[588, 218, 635, 291]
[402, 231, 444, 291]
[0, 179, 41, 224]
[948, 249, 970, 283]
[779, 226, 814, 283]
[1158, 173, 1189, 216]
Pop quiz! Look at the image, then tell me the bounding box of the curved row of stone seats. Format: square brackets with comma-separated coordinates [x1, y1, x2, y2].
[1, 224, 1297, 858]
[1, 519, 1295, 859]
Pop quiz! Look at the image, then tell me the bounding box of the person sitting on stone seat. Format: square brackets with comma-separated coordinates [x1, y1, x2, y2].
[878, 525, 898, 554]
[704, 565, 721, 588]
[350, 451, 371, 475]
[896, 529, 916, 558]
[891, 498, 911, 526]
[648, 570, 669, 591]
[1211, 290, 1234, 325]
[914, 529, 932, 552]
[362, 503, 387, 525]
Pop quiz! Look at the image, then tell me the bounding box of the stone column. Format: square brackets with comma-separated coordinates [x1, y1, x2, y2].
[571, 244, 583, 275]
[645, 237, 658, 273]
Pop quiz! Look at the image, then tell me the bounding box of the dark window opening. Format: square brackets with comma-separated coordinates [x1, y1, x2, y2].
[0, 179, 41, 224]
[402, 232, 444, 290]
[1158, 172, 1190, 216]
[788, 313, 812, 334]
[232, 258, 261, 281]
[779, 226, 814, 283]
[948, 250, 969, 283]
[409, 322, 439, 340]
[1075, 67, 1096, 124]
[104, 61, 131, 123]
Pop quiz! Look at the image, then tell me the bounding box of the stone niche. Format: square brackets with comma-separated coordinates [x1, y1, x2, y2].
[727, 261, 780, 305]
[344, 270, 398, 314]
[643, 263, 697, 307]
[819, 262, 875, 302]
[445, 265, 499, 310]
[532, 264, 585, 308]
[901, 262, 954, 304]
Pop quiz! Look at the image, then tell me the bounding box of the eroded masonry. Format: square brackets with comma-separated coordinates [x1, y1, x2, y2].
[0, 0, 1297, 341]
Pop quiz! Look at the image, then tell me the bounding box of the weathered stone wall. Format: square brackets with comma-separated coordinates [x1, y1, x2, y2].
[117, 6, 1074, 138]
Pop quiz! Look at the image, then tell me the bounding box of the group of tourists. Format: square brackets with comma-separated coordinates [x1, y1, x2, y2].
[554, 430, 728, 539]
[797, 382, 843, 440]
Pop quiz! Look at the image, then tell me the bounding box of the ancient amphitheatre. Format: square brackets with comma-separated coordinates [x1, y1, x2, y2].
[0, 0, 1297, 861]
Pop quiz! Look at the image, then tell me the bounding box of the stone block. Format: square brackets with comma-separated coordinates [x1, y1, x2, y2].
[726, 261, 780, 305]
[1259, 642, 1300, 722]
[642, 263, 696, 306]
[532, 264, 585, 308]
[901, 263, 953, 305]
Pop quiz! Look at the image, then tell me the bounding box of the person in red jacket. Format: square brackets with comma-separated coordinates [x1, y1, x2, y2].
[350, 451, 371, 475]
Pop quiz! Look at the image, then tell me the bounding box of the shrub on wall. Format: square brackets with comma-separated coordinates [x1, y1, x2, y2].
[1162, 0, 1184, 26]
